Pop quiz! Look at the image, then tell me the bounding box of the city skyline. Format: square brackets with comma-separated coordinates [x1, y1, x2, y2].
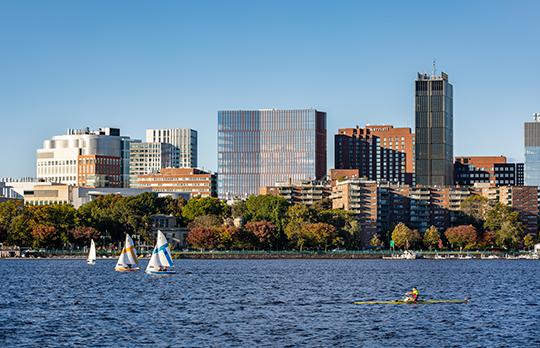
[1, 1, 539, 178]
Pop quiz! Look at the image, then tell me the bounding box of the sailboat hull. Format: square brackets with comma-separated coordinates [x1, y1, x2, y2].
[145, 269, 176, 275]
[87, 261, 96, 265]
[115, 266, 140, 272]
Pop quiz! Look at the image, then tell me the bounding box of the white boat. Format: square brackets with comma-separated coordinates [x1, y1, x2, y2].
[434, 254, 446, 260]
[115, 234, 140, 272]
[87, 239, 96, 265]
[146, 230, 176, 275]
[458, 254, 473, 260]
[382, 250, 417, 260]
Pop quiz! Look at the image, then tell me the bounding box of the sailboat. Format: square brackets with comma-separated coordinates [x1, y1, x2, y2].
[115, 234, 140, 272]
[146, 230, 176, 275]
[87, 239, 96, 265]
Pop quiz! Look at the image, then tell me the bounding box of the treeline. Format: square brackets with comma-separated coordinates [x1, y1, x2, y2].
[0, 193, 184, 249]
[371, 195, 539, 250]
[0, 193, 538, 251]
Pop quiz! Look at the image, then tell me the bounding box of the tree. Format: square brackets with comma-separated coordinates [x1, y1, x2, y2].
[31, 225, 60, 249]
[460, 195, 489, 227]
[484, 203, 524, 249]
[182, 197, 229, 222]
[523, 234, 536, 250]
[189, 214, 223, 229]
[8, 214, 32, 246]
[423, 226, 440, 250]
[245, 221, 277, 249]
[186, 226, 218, 250]
[70, 226, 100, 246]
[496, 221, 523, 249]
[444, 225, 477, 250]
[391, 223, 420, 249]
[370, 234, 383, 248]
[307, 222, 340, 251]
[0, 200, 24, 243]
[245, 195, 289, 235]
[286, 222, 313, 251]
[231, 200, 249, 220]
[479, 231, 496, 249]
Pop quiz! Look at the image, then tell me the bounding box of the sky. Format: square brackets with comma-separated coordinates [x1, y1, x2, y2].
[1, 0, 539, 177]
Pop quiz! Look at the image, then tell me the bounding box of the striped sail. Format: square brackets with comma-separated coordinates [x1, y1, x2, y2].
[116, 234, 139, 268]
[146, 231, 174, 273]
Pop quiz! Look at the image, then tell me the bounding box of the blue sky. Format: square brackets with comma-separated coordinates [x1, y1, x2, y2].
[1, 0, 539, 177]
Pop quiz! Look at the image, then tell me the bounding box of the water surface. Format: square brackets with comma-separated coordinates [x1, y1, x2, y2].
[1, 259, 539, 347]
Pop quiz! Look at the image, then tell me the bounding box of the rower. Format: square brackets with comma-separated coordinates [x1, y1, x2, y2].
[405, 287, 419, 302]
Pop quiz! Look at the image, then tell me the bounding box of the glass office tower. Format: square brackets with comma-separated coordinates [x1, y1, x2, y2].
[524, 113, 540, 186]
[218, 109, 327, 199]
[415, 72, 454, 186]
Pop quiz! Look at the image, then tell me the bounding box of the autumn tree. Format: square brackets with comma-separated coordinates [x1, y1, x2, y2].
[423, 226, 440, 250]
[245, 221, 277, 249]
[31, 225, 60, 249]
[444, 225, 477, 250]
[69, 226, 100, 246]
[370, 234, 383, 248]
[459, 195, 489, 227]
[186, 226, 218, 250]
[391, 223, 420, 249]
[307, 222, 340, 251]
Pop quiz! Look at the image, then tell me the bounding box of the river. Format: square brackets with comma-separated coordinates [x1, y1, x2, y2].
[0, 259, 539, 347]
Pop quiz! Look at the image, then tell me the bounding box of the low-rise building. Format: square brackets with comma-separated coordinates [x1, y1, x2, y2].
[135, 168, 217, 198]
[150, 214, 188, 249]
[24, 183, 72, 205]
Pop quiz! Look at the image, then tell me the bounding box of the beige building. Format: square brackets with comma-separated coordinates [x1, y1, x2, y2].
[24, 183, 72, 205]
[135, 168, 217, 197]
[260, 180, 331, 206]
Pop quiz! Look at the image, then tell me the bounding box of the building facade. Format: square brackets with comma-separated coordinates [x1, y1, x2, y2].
[218, 109, 327, 199]
[335, 125, 414, 185]
[524, 113, 540, 186]
[454, 156, 524, 186]
[135, 168, 217, 197]
[36, 127, 131, 188]
[129, 142, 178, 187]
[260, 180, 331, 206]
[145, 128, 198, 168]
[415, 72, 454, 186]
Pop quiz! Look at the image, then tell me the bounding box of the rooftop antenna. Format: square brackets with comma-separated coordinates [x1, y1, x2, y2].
[432, 59, 437, 77]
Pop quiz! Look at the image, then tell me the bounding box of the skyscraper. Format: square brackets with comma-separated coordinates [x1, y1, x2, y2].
[129, 142, 179, 187]
[218, 109, 327, 199]
[415, 71, 453, 186]
[145, 128, 198, 168]
[524, 113, 540, 186]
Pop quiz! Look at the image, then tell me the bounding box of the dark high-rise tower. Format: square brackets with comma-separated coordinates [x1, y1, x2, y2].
[415, 71, 453, 186]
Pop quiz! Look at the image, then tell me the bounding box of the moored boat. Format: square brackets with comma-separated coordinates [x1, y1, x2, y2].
[87, 239, 96, 265]
[115, 234, 140, 272]
[146, 230, 176, 275]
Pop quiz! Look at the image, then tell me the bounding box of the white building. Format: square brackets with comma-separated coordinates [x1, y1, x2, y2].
[145, 128, 197, 168]
[129, 142, 179, 187]
[36, 127, 133, 187]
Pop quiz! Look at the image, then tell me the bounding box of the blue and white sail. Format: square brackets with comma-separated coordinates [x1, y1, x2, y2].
[146, 230, 176, 274]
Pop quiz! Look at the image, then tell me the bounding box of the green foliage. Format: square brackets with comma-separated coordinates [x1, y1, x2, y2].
[460, 195, 489, 227]
[391, 223, 420, 249]
[245, 195, 289, 232]
[484, 203, 524, 249]
[0, 200, 24, 243]
[182, 197, 229, 222]
[523, 234, 536, 249]
[423, 226, 440, 250]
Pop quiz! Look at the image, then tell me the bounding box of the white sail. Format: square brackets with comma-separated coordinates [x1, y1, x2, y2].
[87, 239, 96, 263]
[116, 234, 139, 268]
[146, 230, 174, 272]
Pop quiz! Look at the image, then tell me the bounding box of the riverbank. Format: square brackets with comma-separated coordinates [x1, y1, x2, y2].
[1, 250, 538, 260]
